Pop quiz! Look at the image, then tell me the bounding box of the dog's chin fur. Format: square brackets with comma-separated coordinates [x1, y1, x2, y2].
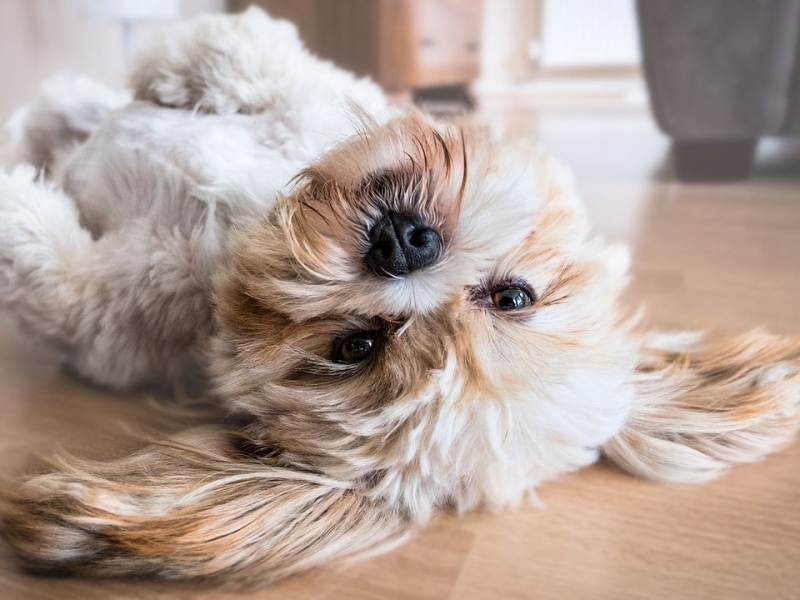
[1, 7, 799, 587]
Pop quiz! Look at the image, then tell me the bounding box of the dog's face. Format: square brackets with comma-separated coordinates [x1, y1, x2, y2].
[212, 114, 635, 513]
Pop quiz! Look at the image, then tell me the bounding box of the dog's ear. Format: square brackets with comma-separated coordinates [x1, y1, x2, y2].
[0, 427, 411, 585]
[604, 331, 800, 483]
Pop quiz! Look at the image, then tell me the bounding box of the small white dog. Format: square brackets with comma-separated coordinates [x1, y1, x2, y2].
[0, 8, 798, 587]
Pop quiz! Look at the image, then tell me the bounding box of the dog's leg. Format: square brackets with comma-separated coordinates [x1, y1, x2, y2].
[0, 165, 93, 341]
[6, 74, 130, 175]
[129, 7, 309, 115]
[0, 166, 216, 389]
[0, 427, 412, 584]
[604, 332, 800, 482]
[129, 7, 387, 118]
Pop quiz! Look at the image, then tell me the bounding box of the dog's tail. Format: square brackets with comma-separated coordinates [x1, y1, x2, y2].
[5, 74, 130, 174]
[604, 331, 800, 483]
[0, 427, 412, 586]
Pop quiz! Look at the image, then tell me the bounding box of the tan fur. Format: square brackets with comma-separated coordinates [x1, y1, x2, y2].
[605, 332, 800, 482]
[1, 428, 412, 585]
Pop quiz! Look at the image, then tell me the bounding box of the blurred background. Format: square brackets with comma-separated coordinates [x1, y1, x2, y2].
[0, 0, 799, 332]
[1, 0, 645, 120]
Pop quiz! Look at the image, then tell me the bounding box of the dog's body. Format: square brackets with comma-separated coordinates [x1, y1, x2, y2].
[1, 8, 392, 390]
[0, 8, 798, 587]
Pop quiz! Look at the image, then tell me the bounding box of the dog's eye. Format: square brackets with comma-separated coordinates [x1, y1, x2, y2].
[491, 286, 534, 310]
[336, 332, 377, 363]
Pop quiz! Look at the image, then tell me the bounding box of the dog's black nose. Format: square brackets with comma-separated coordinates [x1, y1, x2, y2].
[366, 212, 442, 277]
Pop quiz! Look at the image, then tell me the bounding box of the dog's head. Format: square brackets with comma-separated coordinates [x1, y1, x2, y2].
[212, 114, 635, 514]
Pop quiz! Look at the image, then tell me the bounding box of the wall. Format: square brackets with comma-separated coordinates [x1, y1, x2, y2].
[0, 0, 225, 136]
[479, 0, 541, 84]
[479, 0, 641, 91]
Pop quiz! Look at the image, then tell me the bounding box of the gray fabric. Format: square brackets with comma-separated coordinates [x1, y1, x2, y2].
[783, 33, 800, 134]
[637, 0, 800, 140]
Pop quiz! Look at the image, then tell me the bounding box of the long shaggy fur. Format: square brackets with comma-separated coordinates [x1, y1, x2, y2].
[0, 7, 798, 587]
[1, 428, 412, 584]
[606, 332, 800, 482]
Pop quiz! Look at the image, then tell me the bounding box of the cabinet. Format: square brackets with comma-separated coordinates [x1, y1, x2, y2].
[230, 0, 483, 93]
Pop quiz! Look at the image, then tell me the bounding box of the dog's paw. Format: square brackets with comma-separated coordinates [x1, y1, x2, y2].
[0, 166, 90, 297]
[0, 165, 45, 261]
[129, 7, 304, 114]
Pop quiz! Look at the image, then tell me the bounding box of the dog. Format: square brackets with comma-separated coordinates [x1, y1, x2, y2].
[0, 8, 798, 587]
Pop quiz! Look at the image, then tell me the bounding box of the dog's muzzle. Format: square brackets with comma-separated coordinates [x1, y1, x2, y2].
[366, 212, 442, 277]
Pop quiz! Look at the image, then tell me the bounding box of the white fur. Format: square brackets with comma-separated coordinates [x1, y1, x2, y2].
[1, 8, 394, 389]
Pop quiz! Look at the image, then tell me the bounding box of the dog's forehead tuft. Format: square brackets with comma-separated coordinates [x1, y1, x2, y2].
[298, 113, 470, 191]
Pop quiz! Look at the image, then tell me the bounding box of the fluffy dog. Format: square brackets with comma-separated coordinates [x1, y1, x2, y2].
[0, 8, 798, 586]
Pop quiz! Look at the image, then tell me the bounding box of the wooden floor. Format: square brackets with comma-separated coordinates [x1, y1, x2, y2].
[1, 101, 799, 599]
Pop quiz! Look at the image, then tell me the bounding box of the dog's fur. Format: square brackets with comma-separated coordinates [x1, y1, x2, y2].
[0, 8, 798, 586]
